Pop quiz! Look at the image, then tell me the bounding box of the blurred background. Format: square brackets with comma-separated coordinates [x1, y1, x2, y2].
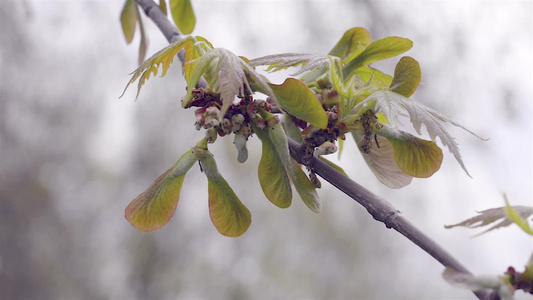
[1, 0, 531, 299]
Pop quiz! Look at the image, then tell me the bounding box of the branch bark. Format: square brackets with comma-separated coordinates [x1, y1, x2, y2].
[132, 1, 497, 299]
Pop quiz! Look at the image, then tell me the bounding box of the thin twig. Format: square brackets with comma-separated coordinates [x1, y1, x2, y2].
[132, 1, 497, 299]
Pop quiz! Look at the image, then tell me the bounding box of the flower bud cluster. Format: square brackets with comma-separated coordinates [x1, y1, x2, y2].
[187, 88, 278, 162]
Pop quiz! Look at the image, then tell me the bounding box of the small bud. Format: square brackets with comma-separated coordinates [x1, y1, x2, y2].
[205, 106, 220, 116]
[266, 115, 280, 128]
[203, 115, 220, 129]
[221, 118, 232, 135]
[239, 125, 252, 139]
[314, 141, 338, 157]
[195, 115, 204, 130]
[231, 114, 245, 132]
[205, 128, 218, 143]
[256, 119, 267, 130]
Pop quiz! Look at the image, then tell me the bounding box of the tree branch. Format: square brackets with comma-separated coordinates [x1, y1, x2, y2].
[132, 1, 497, 299]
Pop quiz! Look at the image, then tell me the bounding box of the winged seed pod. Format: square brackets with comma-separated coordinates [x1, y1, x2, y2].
[194, 147, 252, 237]
[125, 149, 197, 232]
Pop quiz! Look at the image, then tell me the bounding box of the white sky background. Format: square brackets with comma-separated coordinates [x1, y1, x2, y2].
[9, 0, 533, 299]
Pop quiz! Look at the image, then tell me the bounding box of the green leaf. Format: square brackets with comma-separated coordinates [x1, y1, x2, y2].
[121, 36, 195, 99]
[390, 56, 421, 97]
[269, 78, 328, 129]
[343, 36, 413, 78]
[504, 195, 533, 235]
[250, 53, 328, 73]
[120, 0, 137, 44]
[353, 66, 393, 87]
[159, 0, 168, 15]
[196, 148, 251, 237]
[377, 125, 443, 178]
[357, 91, 485, 177]
[125, 150, 197, 232]
[257, 130, 292, 208]
[170, 0, 196, 35]
[329, 27, 371, 60]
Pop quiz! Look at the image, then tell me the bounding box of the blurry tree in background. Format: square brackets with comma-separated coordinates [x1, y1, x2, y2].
[0, 1, 531, 300]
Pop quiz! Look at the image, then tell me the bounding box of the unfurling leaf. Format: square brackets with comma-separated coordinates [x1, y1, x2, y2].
[343, 36, 413, 78]
[377, 125, 443, 178]
[269, 78, 328, 129]
[183, 48, 275, 118]
[357, 91, 485, 176]
[329, 27, 371, 60]
[250, 53, 329, 74]
[170, 0, 196, 35]
[120, 0, 137, 44]
[352, 130, 413, 189]
[125, 150, 197, 232]
[445, 197, 533, 236]
[196, 148, 251, 237]
[390, 56, 421, 97]
[121, 36, 198, 99]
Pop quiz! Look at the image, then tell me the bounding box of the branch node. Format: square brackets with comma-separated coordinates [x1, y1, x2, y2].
[382, 210, 400, 229]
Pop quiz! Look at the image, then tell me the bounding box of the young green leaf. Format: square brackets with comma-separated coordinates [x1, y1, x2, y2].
[390, 56, 421, 97]
[120, 0, 137, 44]
[343, 36, 413, 78]
[170, 0, 196, 35]
[183, 48, 276, 118]
[121, 36, 197, 99]
[445, 201, 533, 236]
[377, 125, 443, 178]
[196, 148, 251, 237]
[250, 53, 329, 74]
[352, 130, 413, 188]
[353, 66, 393, 88]
[269, 78, 328, 129]
[328, 27, 371, 60]
[125, 149, 197, 232]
